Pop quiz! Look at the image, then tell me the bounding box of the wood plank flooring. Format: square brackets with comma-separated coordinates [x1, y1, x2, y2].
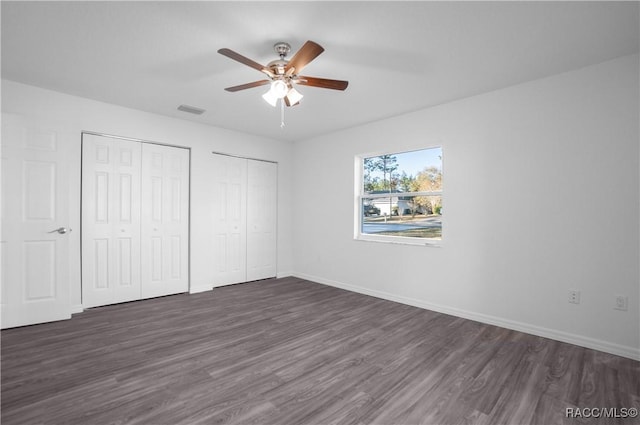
[2, 277, 638, 424]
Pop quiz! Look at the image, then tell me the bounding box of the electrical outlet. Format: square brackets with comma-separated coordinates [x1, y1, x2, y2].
[568, 290, 581, 304]
[614, 295, 628, 311]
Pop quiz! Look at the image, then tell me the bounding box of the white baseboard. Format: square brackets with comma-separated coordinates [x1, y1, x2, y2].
[190, 272, 292, 293]
[293, 272, 640, 361]
[71, 304, 84, 315]
[189, 284, 213, 294]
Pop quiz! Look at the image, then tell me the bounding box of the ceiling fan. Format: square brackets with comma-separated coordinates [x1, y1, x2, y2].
[218, 40, 348, 107]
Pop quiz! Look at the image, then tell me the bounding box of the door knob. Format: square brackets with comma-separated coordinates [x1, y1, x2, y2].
[49, 227, 71, 234]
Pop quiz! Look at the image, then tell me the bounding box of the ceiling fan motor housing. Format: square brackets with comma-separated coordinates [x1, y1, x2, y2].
[270, 42, 291, 76]
[273, 42, 291, 58]
[267, 59, 288, 76]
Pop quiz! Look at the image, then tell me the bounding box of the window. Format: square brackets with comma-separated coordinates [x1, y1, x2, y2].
[355, 147, 443, 245]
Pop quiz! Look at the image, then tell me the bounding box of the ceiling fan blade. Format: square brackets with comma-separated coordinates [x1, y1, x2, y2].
[224, 80, 271, 92]
[218, 48, 272, 76]
[296, 76, 349, 91]
[285, 40, 324, 74]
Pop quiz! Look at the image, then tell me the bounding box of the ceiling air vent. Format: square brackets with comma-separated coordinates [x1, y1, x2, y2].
[177, 104, 206, 115]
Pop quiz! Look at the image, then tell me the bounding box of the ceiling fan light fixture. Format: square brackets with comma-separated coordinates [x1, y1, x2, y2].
[271, 80, 289, 98]
[262, 88, 279, 107]
[262, 80, 290, 107]
[285, 87, 303, 105]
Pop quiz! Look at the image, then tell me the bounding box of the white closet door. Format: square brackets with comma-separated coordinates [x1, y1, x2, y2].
[246, 160, 277, 281]
[141, 143, 189, 298]
[211, 154, 247, 286]
[1, 114, 72, 328]
[81, 134, 142, 308]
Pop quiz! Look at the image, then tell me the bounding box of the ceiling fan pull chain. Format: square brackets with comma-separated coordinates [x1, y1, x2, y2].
[280, 99, 285, 128]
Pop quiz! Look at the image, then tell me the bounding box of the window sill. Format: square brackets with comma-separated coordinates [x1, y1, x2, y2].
[354, 234, 443, 248]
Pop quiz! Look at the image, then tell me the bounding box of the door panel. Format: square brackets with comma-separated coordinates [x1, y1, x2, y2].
[24, 160, 56, 220]
[211, 154, 247, 286]
[82, 134, 142, 307]
[246, 160, 277, 281]
[94, 172, 109, 222]
[93, 239, 109, 289]
[24, 240, 56, 300]
[117, 237, 133, 286]
[119, 174, 133, 222]
[140, 143, 189, 298]
[1, 113, 71, 328]
[170, 235, 181, 278]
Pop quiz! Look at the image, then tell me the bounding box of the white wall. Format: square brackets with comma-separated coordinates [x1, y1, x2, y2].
[3, 55, 638, 359]
[292, 54, 640, 359]
[1, 80, 294, 307]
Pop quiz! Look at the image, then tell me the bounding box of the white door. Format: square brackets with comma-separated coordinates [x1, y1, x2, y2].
[140, 143, 189, 298]
[246, 160, 277, 281]
[211, 154, 247, 286]
[81, 134, 142, 308]
[1, 113, 71, 328]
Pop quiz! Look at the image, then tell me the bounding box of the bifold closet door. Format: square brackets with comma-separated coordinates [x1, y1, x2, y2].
[246, 160, 277, 281]
[82, 134, 142, 308]
[83, 135, 190, 308]
[211, 153, 277, 286]
[140, 143, 189, 298]
[211, 154, 247, 286]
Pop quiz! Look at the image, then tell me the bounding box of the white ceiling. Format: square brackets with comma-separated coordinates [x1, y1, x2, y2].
[2, 1, 638, 143]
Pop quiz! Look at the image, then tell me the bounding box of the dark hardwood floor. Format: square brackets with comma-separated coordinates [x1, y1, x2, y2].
[2, 277, 638, 425]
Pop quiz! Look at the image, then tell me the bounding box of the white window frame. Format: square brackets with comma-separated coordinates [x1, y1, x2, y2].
[354, 147, 443, 247]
